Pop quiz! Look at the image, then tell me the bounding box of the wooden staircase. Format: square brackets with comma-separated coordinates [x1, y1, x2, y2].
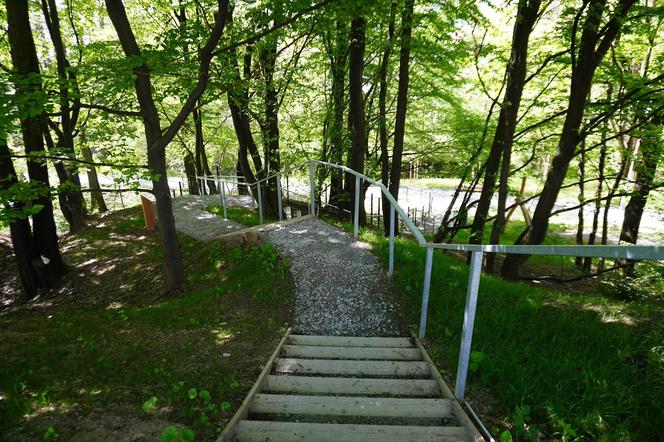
[219, 330, 484, 441]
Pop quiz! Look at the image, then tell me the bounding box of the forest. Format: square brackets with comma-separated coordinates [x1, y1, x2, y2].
[1, 0, 663, 440]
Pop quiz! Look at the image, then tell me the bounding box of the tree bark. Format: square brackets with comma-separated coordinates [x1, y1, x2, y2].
[502, 0, 637, 278]
[379, 1, 397, 236]
[193, 105, 217, 194]
[469, 0, 541, 246]
[575, 144, 585, 268]
[347, 15, 367, 225]
[326, 19, 348, 210]
[6, 0, 67, 279]
[105, 0, 229, 292]
[387, 0, 415, 228]
[81, 146, 108, 212]
[0, 140, 39, 298]
[41, 0, 87, 232]
[618, 114, 662, 272]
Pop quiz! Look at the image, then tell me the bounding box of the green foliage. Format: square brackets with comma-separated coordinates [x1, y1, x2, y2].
[159, 426, 195, 442]
[355, 228, 664, 440]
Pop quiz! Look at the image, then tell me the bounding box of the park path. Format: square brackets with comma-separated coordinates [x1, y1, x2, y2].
[171, 195, 250, 241]
[265, 217, 401, 337]
[171, 195, 401, 336]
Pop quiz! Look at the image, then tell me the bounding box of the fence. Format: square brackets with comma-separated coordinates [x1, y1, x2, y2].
[196, 160, 664, 402]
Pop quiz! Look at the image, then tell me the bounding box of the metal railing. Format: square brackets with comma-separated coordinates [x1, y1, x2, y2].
[194, 160, 664, 402]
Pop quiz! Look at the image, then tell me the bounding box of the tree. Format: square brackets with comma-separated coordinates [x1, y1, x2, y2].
[104, 0, 229, 292]
[502, 0, 638, 278]
[5, 0, 68, 292]
[468, 0, 541, 253]
[347, 15, 367, 224]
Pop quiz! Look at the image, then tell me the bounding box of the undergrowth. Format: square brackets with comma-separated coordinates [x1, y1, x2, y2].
[340, 223, 663, 441]
[0, 206, 292, 441]
[205, 205, 277, 227]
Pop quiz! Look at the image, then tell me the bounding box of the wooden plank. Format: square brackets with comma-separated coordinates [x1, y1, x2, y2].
[282, 345, 422, 360]
[412, 333, 484, 442]
[264, 375, 441, 396]
[274, 358, 430, 377]
[250, 394, 453, 418]
[235, 421, 468, 442]
[217, 328, 292, 442]
[288, 335, 414, 348]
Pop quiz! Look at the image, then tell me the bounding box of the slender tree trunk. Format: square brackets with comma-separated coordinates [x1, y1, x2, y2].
[584, 85, 611, 271]
[618, 114, 662, 273]
[469, 0, 541, 245]
[327, 20, 348, 210]
[41, 0, 87, 232]
[105, 0, 228, 292]
[193, 105, 216, 193]
[379, 1, 397, 236]
[387, 0, 415, 228]
[348, 16, 367, 225]
[258, 35, 280, 217]
[575, 145, 585, 268]
[0, 140, 39, 298]
[81, 146, 108, 212]
[502, 0, 637, 278]
[6, 0, 67, 278]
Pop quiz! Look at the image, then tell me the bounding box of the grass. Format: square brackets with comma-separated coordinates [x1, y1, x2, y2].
[0, 206, 292, 441]
[327, 219, 663, 440]
[206, 205, 277, 227]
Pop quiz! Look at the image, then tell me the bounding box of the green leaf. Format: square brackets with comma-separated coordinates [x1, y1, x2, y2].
[142, 395, 158, 412]
[187, 387, 197, 400]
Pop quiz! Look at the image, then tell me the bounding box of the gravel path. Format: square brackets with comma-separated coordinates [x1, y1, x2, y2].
[171, 195, 249, 241]
[265, 218, 401, 336]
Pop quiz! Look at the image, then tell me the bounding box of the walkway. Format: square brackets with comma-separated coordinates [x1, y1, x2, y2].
[265, 217, 400, 336]
[171, 195, 250, 241]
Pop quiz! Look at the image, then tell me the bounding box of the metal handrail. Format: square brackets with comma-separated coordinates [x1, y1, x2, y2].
[192, 161, 664, 403]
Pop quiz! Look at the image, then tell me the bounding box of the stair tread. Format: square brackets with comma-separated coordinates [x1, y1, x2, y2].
[264, 375, 441, 396]
[288, 335, 414, 348]
[250, 394, 453, 418]
[274, 358, 431, 377]
[282, 345, 422, 360]
[235, 420, 469, 442]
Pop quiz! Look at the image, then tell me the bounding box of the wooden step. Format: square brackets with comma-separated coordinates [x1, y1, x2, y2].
[250, 394, 453, 419]
[235, 420, 469, 442]
[274, 358, 430, 377]
[288, 335, 414, 348]
[264, 375, 441, 396]
[282, 345, 422, 360]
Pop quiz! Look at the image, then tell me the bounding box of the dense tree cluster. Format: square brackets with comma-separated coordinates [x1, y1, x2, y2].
[1, 0, 662, 296]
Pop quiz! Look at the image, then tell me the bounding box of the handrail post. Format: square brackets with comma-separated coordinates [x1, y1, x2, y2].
[220, 178, 227, 219]
[418, 246, 434, 338]
[276, 173, 283, 221]
[354, 175, 360, 241]
[455, 250, 483, 401]
[257, 181, 264, 224]
[389, 203, 395, 276]
[309, 161, 315, 215]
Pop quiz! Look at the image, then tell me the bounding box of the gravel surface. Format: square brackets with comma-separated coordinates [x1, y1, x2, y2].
[266, 218, 401, 336]
[171, 195, 250, 241]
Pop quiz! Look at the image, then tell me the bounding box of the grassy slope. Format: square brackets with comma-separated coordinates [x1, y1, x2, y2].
[0, 207, 292, 441]
[339, 222, 663, 441]
[206, 205, 277, 227]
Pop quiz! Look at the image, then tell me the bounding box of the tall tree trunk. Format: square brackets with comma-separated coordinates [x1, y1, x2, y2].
[81, 146, 108, 212]
[41, 0, 87, 232]
[193, 105, 216, 194]
[469, 0, 541, 245]
[6, 0, 67, 278]
[347, 16, 367, 225]
[0, 140, 39, 298]
[575, 144, 585, 268]
[105, 0, 229, 292]
[387, 0, 415, 228]
[618, 114, 662, 273]
[584, 84, 611, 271]
[502, 0, 637, 278]
[379, 0, 397, 236]
[326, 19, 348, 210]
[258, 34, 280, 217]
